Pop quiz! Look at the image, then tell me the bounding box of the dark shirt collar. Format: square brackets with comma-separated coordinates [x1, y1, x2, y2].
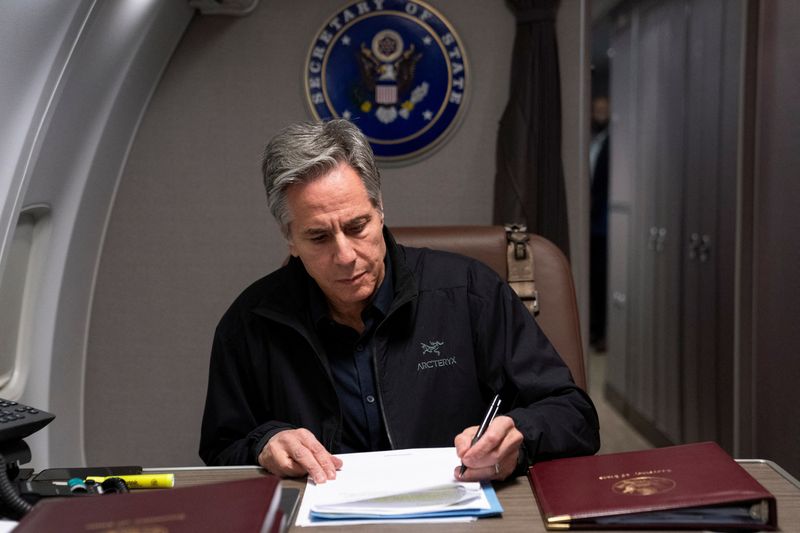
[372, 257, 393, 316]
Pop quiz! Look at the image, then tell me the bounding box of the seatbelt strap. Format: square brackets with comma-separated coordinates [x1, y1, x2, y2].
[505, 224, 540, 316]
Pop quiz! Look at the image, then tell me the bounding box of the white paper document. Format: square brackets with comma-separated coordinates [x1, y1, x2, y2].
[295, 447, 501, 527]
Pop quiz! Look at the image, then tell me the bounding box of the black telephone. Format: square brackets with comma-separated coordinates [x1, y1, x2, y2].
[0, 398, 55, 520]
[0, 398, 55, 443]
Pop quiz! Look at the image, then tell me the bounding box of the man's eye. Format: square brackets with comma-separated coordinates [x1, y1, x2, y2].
[347, 223, 367, 235]
[310, 235, 328, 243]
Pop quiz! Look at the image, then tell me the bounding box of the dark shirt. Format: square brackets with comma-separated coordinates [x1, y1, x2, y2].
[309, 260, 393, 453]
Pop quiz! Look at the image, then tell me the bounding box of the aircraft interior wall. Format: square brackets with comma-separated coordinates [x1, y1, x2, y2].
[0, 0, 194, 470]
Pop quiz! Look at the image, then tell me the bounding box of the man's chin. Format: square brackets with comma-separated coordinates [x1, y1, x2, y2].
[329, 284, 374, 305]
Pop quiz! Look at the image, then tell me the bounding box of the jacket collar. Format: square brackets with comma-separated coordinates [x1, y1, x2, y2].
[382, 226, 418, 314]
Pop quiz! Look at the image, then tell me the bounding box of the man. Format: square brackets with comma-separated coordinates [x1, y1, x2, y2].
[199, 119, 599, 484]
[589, 95, 610, 352]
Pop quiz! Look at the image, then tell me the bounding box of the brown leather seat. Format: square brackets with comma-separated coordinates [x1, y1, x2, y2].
[391, 225, 586, 390]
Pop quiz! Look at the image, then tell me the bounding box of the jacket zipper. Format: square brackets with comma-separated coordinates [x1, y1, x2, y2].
[371, 342, 395, 449]
[371, 280, 417, 451]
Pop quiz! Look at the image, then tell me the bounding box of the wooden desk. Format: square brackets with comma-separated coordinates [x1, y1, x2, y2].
[148, 460, 799, 532]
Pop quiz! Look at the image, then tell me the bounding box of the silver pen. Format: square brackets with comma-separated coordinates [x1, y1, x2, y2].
[459, 394, 501, 477]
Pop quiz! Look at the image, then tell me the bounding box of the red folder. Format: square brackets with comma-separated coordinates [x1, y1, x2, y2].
[16, 475, 282, 533]
[528, 442, 777, 530]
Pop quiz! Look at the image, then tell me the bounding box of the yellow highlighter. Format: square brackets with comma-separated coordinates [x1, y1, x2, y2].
[86, 473, 175, 489]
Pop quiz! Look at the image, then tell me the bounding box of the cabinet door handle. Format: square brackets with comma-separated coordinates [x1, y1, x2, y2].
[698, 234, 712, 262]
[612, 291, 627, 309]
[655, 227, 667, 252]
[688, 232, 700, 260]
[647, 226, 659, 250]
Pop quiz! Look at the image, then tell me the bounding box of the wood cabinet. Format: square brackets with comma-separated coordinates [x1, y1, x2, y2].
[605, 0, 740, 448]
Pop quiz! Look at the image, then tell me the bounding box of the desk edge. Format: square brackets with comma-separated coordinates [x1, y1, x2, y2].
[737, 459, 800, 489]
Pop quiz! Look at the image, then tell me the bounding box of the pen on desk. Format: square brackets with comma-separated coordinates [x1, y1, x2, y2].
[459, 394, 501, 477]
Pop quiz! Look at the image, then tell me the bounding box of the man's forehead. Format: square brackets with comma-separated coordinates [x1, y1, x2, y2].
[299, 211, 375, 233]
[286, 166, 377, 219]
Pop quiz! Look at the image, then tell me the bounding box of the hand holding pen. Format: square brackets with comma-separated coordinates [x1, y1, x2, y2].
[454, 394, 524, 481]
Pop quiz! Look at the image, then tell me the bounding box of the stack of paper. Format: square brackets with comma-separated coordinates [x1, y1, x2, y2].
[295, 447, 503, 527]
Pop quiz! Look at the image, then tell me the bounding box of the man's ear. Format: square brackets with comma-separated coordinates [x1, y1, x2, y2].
[284, 223, 299, 257]
[287, 238, 299, 258]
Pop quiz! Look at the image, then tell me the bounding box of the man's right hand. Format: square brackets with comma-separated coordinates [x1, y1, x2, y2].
[258, 428, 342, 483]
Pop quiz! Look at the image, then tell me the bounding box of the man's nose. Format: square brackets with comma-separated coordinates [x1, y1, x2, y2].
[332, 234, 357, 264]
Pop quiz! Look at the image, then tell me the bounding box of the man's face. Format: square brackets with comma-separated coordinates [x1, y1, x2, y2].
[592, 97, 610, 132]
[286, 162, 386, 314]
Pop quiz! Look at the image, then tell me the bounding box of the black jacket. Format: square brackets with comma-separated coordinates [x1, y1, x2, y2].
[199, 228, 600, 466]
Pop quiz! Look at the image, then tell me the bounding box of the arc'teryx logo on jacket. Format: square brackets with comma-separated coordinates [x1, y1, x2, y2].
[417, 340, 457, 371]
[420, 340, 444, 355]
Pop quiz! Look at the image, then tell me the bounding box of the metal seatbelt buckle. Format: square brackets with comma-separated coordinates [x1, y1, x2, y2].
[503, 224, 540, 316]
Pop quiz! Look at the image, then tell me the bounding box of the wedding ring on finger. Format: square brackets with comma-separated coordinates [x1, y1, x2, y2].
[494, 463, 500, 475]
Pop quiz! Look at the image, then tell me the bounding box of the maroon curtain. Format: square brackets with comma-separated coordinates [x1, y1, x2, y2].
[493, 0, 570, 258]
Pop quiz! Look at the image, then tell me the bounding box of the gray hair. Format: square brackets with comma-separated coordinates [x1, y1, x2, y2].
[261, 119, 383, 236]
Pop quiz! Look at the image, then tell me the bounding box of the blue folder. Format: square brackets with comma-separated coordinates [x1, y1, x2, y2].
[309, 482, 503, 521]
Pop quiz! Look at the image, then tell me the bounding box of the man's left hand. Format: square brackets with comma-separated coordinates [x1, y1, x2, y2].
[453, 415, 523, 481]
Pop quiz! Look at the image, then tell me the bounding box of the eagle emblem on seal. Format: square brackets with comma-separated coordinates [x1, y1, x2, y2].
[356, 30, 425, 124]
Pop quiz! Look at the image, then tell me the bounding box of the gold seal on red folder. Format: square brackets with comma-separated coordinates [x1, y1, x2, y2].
[612, 476, 677, 496]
